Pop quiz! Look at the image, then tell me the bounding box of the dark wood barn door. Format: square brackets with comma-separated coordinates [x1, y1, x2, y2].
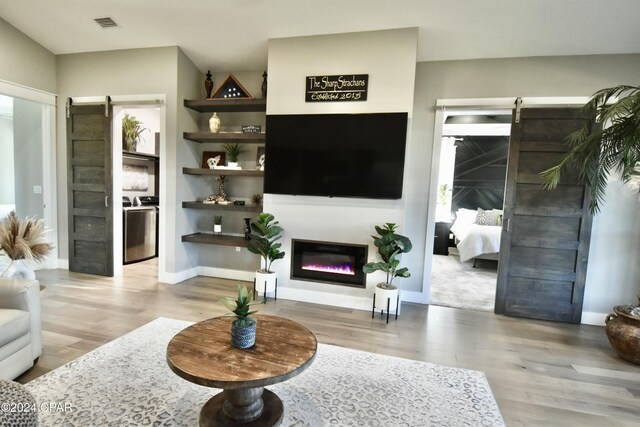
[495, 108, 594, 323]
[66, 99, 114, 276]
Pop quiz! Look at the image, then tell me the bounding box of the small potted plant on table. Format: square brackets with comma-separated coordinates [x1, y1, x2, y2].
[363, 223, 412, 319]
[220, 284, 265, 349]
[247, 213, 285, 298]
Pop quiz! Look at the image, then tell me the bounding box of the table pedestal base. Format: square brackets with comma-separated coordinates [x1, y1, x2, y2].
[199, 388, 283, 427]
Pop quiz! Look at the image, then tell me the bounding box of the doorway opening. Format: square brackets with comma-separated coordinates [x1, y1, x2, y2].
[428, 109, 511, 311]
[0, 87, 57, 273]
[113, 105, 162, 278]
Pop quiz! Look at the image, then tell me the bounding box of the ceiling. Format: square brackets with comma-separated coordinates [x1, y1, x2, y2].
[1, 0, 639, 72]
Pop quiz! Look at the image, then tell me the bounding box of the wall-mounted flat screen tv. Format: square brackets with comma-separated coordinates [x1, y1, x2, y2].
[264, 112, 408, 199]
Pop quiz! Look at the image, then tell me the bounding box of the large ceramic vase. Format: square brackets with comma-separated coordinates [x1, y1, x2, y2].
[209, 112, 221, 133]
[231, 318, 257, 349]
[605, 305, 640, 365]
[255, 270, 276, 295]
[374, 283, 399, 312]
[1, 259, 36, 280]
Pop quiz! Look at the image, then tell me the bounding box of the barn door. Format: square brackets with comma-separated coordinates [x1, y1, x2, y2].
[495, 107, 595, 323]
[66, 98, 114, 276]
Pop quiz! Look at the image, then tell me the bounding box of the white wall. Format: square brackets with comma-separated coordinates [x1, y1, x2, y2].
[0, 115, 14, 209]
[13, 98, 44, 218]
[408, 54, 640, 322]
[265, 28, 418, 310]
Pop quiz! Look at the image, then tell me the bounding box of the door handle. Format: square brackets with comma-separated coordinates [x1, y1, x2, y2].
[503, 218, 510, 232]
[105, 196, 110, 207]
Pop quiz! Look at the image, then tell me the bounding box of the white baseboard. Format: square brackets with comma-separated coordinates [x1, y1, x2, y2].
[197, 267, 255, 282]
[159, 267, 198, 285]
[581, 311, 608, 326]
[401, 290, 427, 304]
[57, 259, 69, 270]
[277, 286, 374, 312]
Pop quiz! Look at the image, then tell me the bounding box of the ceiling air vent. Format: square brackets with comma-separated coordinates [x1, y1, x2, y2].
[94, 17, 118, 28]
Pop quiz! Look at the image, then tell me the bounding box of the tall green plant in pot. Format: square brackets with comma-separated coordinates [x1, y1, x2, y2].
[122, 112, 147, 152]
[363, 223, 412, 313]
[220, 284, 265, 349]
[247, 212, 285, 296]
[539, 84, 640, 365]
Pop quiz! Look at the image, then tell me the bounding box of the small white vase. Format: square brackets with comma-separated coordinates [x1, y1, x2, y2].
[255, 270, 277, 294]
[374, 284, 399, 312]
[1, 259, 36, 280]
[209, 112, 221, 133]
[227, 161, 239, 168]
[213, 224, 222, 234]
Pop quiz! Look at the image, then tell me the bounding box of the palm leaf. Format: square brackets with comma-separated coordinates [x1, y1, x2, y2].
[539, 85, 640, 213]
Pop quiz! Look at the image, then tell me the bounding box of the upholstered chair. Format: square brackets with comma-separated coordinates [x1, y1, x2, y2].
[0, 278, 42, 380]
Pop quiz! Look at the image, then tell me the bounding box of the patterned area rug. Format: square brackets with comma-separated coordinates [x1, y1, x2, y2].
[26, 317, 504, 426]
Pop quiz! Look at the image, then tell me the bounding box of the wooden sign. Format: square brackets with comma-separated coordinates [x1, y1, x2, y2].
[305, 74, 368, 102]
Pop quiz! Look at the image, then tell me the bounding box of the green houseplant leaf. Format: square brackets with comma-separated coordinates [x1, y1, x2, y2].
[362, 223, 412, 286]
[539, 85, 640, 214]
[247, 212, 285, 273]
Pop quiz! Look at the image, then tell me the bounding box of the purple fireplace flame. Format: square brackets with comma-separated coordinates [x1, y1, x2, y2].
[301, 263, 355, 276]
[291, 239, 367, 287]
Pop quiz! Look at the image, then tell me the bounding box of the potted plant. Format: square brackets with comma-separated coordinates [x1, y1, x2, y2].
[247, 213, 285, 296]
[122, 112, 147, 152]
[213, 216, 223, 234]
[0, 211, 53, 280]
[220, 284, 264, 349]
[363, 223, 412, 313]
[540, 84, 640, 365]
[221, 143, 245, 168]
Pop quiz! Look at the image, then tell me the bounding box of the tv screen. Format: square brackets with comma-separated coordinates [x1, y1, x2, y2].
[264, 113, 408, 199]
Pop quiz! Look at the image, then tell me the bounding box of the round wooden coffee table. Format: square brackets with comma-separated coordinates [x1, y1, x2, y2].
[167, 315, 317, 426]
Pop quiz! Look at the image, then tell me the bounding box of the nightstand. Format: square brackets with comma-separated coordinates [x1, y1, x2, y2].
[433, 222, 452, 255]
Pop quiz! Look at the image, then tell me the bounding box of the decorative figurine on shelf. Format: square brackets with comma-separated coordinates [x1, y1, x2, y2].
[261, 71, 268, 98]
[216, 176, 228, 202]
[205, 70, 214, 99]
[258, 153, 265, 171]
[209, 112, 222, 133]
[207, 155, 221, 169]
[243, 218, 251, 240]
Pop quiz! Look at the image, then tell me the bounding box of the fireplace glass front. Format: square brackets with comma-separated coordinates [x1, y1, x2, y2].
[291, 239, 368, 287]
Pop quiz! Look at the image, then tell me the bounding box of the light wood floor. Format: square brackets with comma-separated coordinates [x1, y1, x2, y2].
[17, 259, 640, 426]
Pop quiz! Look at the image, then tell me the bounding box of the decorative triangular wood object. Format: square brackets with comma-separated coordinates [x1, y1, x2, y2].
[210, 75, 253, 99]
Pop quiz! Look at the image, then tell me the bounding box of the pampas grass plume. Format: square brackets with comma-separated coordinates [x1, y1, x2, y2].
[0, 211, 53, 261]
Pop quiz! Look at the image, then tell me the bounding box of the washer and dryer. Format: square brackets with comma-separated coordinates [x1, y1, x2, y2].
[123, 196, 159, 264]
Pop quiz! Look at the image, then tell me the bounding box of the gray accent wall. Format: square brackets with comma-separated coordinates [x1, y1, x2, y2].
[407, 54, 640, 317]
[0, 18, 56, 93]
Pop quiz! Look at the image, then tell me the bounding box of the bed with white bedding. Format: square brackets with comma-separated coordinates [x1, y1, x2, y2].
[450, 208, 502, 263]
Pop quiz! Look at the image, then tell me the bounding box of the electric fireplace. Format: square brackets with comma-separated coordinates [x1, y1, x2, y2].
[291, 239, 368, 287]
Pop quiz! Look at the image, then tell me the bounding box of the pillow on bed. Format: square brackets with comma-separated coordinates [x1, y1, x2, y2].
[474, 208, 501, 226]
[455, 208, 478, 224]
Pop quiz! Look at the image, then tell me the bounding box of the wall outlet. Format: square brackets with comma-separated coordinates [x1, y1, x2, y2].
[235, 246, 241, 252]
[33, 185, 42, 194]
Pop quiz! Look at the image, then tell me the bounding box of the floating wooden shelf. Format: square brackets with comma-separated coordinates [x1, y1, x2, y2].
[184, 98, 266, 113]
[182, 201, 262, 212]
[183, 132, 265, 143]
[182, 232, 249, 247]
[182, 167, 264, 177]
